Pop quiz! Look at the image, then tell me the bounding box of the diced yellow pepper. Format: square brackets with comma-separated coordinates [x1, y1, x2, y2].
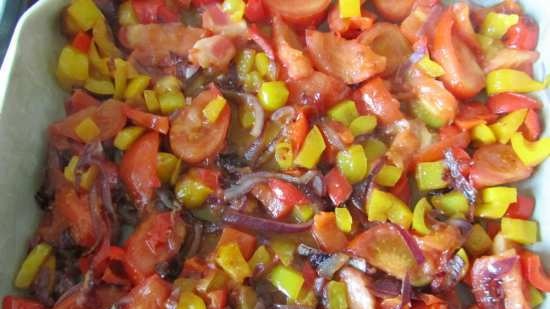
[56, 46, 89, 90]
[486, 69, 549, 96]
[271, 238, 296, 266]
[248, 245, 272, 271]
[113, 58, 128, 100]
[175, 177, 213, 209]
[84, 78, 115, 95]
[14, 243, 53, 289]
[93, 19, 122, 58]
[464, 224, 492, 257]
[489, 108, 528, 144]
[431, 191, 469, 217]
[291, 288, 318, 308]
[480, 12, 519, 39]
[196, 270, 228, 293]
[328, 100, 359, 127]
[483, 186, 517, 206]
[67, 0, 103, 31]
[203, 96, 227, 123]
[236, 49, 256, 81]
[88, 41, 110, 77]
[367, 189, 412, 229]
[144, 90, 160, 113]
[275, 141, 294, 170]
[255, 52, 270, 77]
[63, 156, 98, 190]
[349, 115, 377, 137]
[155, 75, 183, 95]
[412, 198, 432, 235]
[64, 156, 80, 183]
[170, 158, 183, 186]
[529, 286, 545, 308]
[326, 281, 349, 309]
[178, 291, 207, 309]
[243, 71, 263, 93]
[292, 203, 314, 223]
[125, 75, 151, 101]
[417, 55, 446, 78]
[363, 138, 386, 163]
[335, 207, 353, 233]
[337, 144, 368, 184]
[511, 132, 550, 167]
[339, 0, 361, 18]
[215, 242, 251, 283]
[501, 218, 538, 245]
[415, 161, 448, 191]
[258, 81, 289, 112]
[174, 278, 199, 293]
[75, 117, 100, 143]
[159, 91, 185, 115]
[222, 0, 246, 22]
[114, 126, 145, 150]
[471, 123, 497, 145]
[476, 34, 496, 52]
[118, 1, 138, 26]
[234, 286, 258, 309]
[157, 152, 179, 183]
[375, 164, 403, 187]
[268, 265, 304, 300]
[294, 126, 326, 169]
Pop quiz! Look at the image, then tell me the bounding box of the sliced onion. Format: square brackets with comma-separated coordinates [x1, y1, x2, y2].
[347, 257, 376, 274]
[447, 218, 473, 239]
[392, 224, 425, 265]
[317, 253, 350, 278]
[350, 159, 384, 210]
[223, 91, 265, 137]
[319, 121, 346, 151]
[311, 174, 326, 197]
[373, 277, 402, 298]
[487, 256, 518, 277]
[400, 274, 412, 309]
[222, 210, 312, 233]
[444, 149, 477, 207]
[271, 106, 296, 124]
[431, 253, 466, 293]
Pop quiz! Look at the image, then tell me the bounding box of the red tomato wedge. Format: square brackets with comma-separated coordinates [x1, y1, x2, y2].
[451, 3, 480, 53]
[506, 195, 535, 220]
[3, 297, 46, 309]
[520, 109, 541, 141]
[312, 212, 348, 252]
[521, 251, 550, 293]
[372, 0, 414, 22]
[170, 88, 230, 163]
[430, 9, 485, 99]
[455, 102, 497, 130]
[251, 181, 306, 219]
[287, 71, 350, 112]
[353, 77, 403, 125]
[124, 275, 172, 309]
[325, 168, 352, 206]
[306, 30, 386, 85]
[263, 0, 331, 28]
[327, 5, 374, 38]
[273, 16, 314, 80]
[505, 16, 539, 50]
[487, 92, 541, 114]
[288, 111, 309, 153]
[50, 100, 127, 143]
[470, 144, 533, 188]
[120, 131, 161, 208]
[124, 212, 186, 283]
[72, 31, 92, 53]
[244, 0, 267, 22]
[123, 105, 170, 134]
[54, 187, 95, 248]
[65, 89, 100, 115]
[414, 131, 470, 163]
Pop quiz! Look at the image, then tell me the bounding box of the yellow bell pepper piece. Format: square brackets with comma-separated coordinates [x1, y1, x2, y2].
[529, 286, 545, 308]
[64, 156, 80, 183]
[271, 238, 296, 266]
[157, 152, 179, 184]
[178, 291, 207, 309]
[292, 288, 318, 308]
[511, 132, 550, 167]
[258, 81, 289, 112]
[471, 123, 497, 145]
[339, 0, 361, 18]
[328, 100, 359, 127]
[417, 55, 446, 78]
[275, 141, 294, 170]
[63, 156, 98, 190]
[480, 12, 519, 39]
[113, 58, 128, 100]
[363, 138, 386, 163]
[88, 41, 110, 77]
[75, 117, 100, 143]
[203, 95, 227, 123]
[412, 198, 432, 235]
[375, 164, 403, 187]
[431, 191, 469, 217]
[337, 144, 368, 184]
[14, 243, 53, 289]
[326, 280, 349, 309]
[475, 187, 517, 219]
[56, 46, 89, 90]
[268, 265, 304, 300]
[144, 90, 160, 113]
[292, 203, 314, 223]
[222, 0, 246, 21]
[248, 245, 272, 271]
[464, 224, 492, 257]
[335, 207, 353, 233]
[159, 91, 185, 115]
[175, 177, 213, 209]
[415, 161, 448, 191]
[84, 78, 114, 95]
[114, 126, 145, 151]
[486, 69, 549, 96]
[294, 126, 326, 169]
[93, 19, 121, 58]
[125, 75, 151, 102]
[118, 1, 138, 26]
[367, 189, 412, 229]
[215, 242, 251, 283]
[170, 158, 183, 186]
[155, 76, 183, 95]
[349, 115, 377, 137]
[174, 278, 198, 293]
[196, 270, 229, 293]
[501, 218, 538, 245]
[67, 0, 103, 32]
[236, 49, 256, 81]
[489, 108, 528, 144]
[255, 52, 270, 77]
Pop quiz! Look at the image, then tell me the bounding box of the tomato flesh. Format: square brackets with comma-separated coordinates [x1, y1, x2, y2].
[470, 144, 533, 188]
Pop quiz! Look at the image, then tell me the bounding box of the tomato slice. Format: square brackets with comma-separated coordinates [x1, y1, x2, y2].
[353, 77, 403, 125]
[170, 89, 230, 164]
[470, 144, 533, 188]
[120, 131, 161, 208]
[312, 212, 348, 252]
[124, 212, 186, 283]
[455, 102, 497, 130]
[244, 0, 267, 23]
[306, 30, 386, 84]
[3, 296, 45, 309]
[325, 168, 352, 206]
[263, 0, 331, 28]
[50, 100, 127, 143]
[504, 16, 539, 50]
[414, 131, 470, 163]
[54, 186, 95, 248]
[487, 92, 541, 114]
[65, 89, 100, 115]
[372, 0, 414, 22]
[430, 9, 485, 99]
[125, 275, 172, 309]
[451, 3, 480, 53]
[273, 16, 314, 80]
[287, 71, 350, 113]
[521, 251, 550, 293]
[251, 180, 308, 219]
[123, 105, 170, 134]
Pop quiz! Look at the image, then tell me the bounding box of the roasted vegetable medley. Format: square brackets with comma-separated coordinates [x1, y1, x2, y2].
[4, 0, 550, 308]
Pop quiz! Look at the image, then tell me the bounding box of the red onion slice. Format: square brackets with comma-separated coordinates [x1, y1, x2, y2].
[222, 210, 312, 233]
[400, 273, 412, 309]
[319, 121, 346, 151]
[444, 148, 477, 207]
[271, 106, 297, 124]
[222, 91, 265, 137]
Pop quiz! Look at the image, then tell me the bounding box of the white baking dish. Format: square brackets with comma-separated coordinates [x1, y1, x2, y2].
[0, 0, 548, 302]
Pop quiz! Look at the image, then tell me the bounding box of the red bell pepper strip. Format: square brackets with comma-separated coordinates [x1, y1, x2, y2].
[2, 297, 45, 309]
[289, 111, 309, 153]
[487, 92, 541, 114]
[454, 102, 497, 130]
[72, 31, 92, 53]
[325, 168, 352, 206]
[520, 251, 550, 292]
[123, 105, 170, 134]
[245, 0, 267, 23]
[269, 179, 309, 206]
[519, 109, 541, 141]
[390, 175, 411, 205]
[506, 195, 535, 220]
[504, 16, 539, 50]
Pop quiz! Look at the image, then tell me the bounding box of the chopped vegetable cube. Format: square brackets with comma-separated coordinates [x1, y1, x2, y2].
[114, 126, 146, 150]
[203, 96, 228, 123]
[144, 90, 160, 113]
[501, 218, 538, 245]
[328, 100, 359, 126]
[222, 0, 246, 22]
[74, 117, 100, 143]
[431, 191, 469, 217]
[415, 161, 448, 191]
[471, 123, 497, 145]
[255, 52, 270, 77]
[481, 12, 519, 39]
[367, 189, 412, 229]
[511, 132, 550, 166]
[258, 81, 289, 112]
[248, 245, 272, 271]
[268, 265, 304, 300]
[84, 78, 114, 95]
[412, 198, 432, 235]
[14, 243, 52, 289]
[489, 108, 528, 144]
[417, 55, 445, 77]
[325, 281, 349, 309]
[178, 291, 207, 309]
[375, 164, 403, 187]
[67, 0, 103, 31]
[294, 126, 326, 169]
[349, 115, 377, 137]
[337, 145, 368, 184]
[159, 91, 185, 115]
[215, 242, 251, 283]
[339, 0, 361, 18]
[275, 141, 293, 170]
[335, 207, 353, 233]
[271, 238, 296, 266]
[175, 177, 213, 209]
[56, 46, 89, 89]
[464, 224, 492, 257]
[157, 152, 179, 183]
[125, 75, 151, 101]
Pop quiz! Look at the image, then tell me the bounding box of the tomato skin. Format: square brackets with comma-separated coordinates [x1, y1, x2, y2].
[287, 71, 350, 113]
[3, 296, 45, 309]
[470, 144, 533, 189]
[131, 0, 164, 24]
[372, 0, 414, 22]
[124, 212, 186, 284]
[289, 111, 309, 153]
[520, 251, 550, 292]
[120, 131, 161, 208]
[389, 175, 411, 205]
[54, 187, 95, 248]
[65, 90, 101, 115]
[169, 89, 230, 164]
[505, 16, 539, 50]
[520, 109, 541, 141]
[244, 0, 267, 22]
[414, 131, 470, 163]
[455, 102, 497, 130]
[251, 180, 308, 219]
[353, 77, 403, 126]
[125, 275, 172, 309]
[431, 9, 485, 99]
[325, 168, 352, 206]
[506, 195, 535, 220]
[123, 105, 170, 134]
[263, 0, 331, 28]
[312, 212, 348, 252]
[487, 93, 541, 114]
[273, 16, 313, 80]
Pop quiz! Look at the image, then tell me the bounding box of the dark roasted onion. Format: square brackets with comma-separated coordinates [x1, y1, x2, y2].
[222, 210, 312, 233]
